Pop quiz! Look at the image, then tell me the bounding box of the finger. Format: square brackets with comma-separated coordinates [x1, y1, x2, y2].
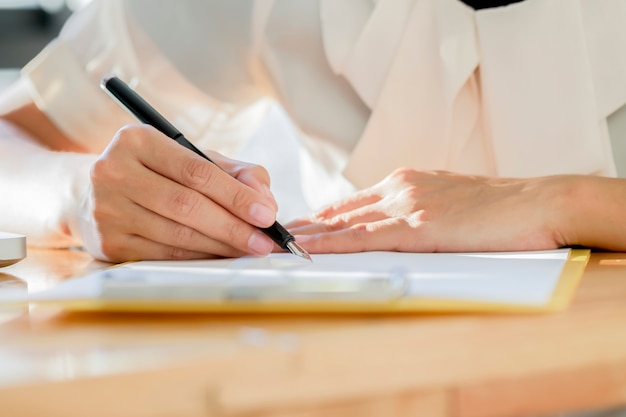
[100, 233, 214, 263]
[117, 126, 277, 228]
[232, 168, 278, 211]
[125, 167, 275, 255]
[311, 188, 384, 221]
[89, 197, 223, 262]
[284, 188, 383, 229]
[122, 201, 249, 258]
[206, 151, 277, 209]
[283, 215, 317, 229]
[293, 217, 433, 254]
[288, 201, 390, 236]
[207, 150, 271, 185]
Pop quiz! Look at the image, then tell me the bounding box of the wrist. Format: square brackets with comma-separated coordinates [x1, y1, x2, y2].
[540, 175, 583, 248]
[546, 175, 619, 250]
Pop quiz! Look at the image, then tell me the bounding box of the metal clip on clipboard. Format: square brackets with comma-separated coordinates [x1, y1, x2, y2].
[100, 267, 408, 303]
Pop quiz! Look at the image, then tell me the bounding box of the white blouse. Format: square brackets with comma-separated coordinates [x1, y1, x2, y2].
[5, 0, 626, 247]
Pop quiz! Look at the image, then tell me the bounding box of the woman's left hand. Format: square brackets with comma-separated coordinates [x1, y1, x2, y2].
[285, 168, 572, 253]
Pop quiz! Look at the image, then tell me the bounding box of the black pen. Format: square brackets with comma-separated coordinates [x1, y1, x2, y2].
[100, 75, 311, 262]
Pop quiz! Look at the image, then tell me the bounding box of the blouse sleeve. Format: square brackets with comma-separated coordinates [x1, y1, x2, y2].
[21, 0, 137, 152]
[20, 0, 263, 154]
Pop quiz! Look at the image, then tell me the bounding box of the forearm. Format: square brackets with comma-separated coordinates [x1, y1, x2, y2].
[0, 119, 95, 247]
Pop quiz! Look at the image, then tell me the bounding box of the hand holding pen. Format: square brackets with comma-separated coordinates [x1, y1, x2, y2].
[96, 75, 310, 262]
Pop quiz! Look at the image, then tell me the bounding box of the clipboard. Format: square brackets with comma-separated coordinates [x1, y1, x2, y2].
[0, 249, 589, 314]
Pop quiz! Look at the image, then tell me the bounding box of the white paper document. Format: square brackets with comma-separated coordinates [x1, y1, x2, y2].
[0, 249, 574, 308]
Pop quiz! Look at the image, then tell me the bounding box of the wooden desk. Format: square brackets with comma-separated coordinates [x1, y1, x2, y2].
[1, 249, 625, 417]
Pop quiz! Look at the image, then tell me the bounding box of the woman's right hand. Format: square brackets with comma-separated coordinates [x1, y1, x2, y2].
[79, 124, 279, 262]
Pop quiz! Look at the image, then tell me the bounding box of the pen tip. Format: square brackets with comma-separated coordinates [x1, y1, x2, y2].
[285, 240, 312, 262]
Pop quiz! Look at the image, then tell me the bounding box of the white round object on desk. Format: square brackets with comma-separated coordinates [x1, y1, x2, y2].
[0, 232, 26, 268]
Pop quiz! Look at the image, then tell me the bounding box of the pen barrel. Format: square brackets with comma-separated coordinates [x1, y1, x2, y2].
[102, 75, 181, 139]
[260, 222, 293, 250]
[174, 135, 216, 164]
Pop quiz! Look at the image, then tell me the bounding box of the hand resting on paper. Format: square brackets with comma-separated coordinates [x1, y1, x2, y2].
[286, 168, 626, 253]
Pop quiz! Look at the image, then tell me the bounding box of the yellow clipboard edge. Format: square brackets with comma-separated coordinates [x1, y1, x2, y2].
[410, 248, 589, 313]
[42, 249, 590, 314]
[542, 248, 590, 311]
[385, 248, 590, 314]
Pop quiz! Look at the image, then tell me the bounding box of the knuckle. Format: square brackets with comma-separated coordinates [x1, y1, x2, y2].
[348, 223, 370, 241]
[169, 189, 201, 218]
[389, 167, 416, 184]
[312, 206, 333, 221]
[167, 246, 192, 260]
[223, 182, 251, 210]
[171, 223, 196, 247]
[248, 164, 271, 183]
[92, 126, 151, 186]
[181, 158, 215, 189]
[90, 157, 122, 186]
[225, 219, 249, 249]
[114, 125, 133, 144]
[325, 215, 350, 232]
[313, 201, 344, 221]
[223, 166, 272, 210]
[399, 185, 421, 201]
[106, 124, 150, 154]
[115, 124, 151, 149]
[398, 213, 422, 229]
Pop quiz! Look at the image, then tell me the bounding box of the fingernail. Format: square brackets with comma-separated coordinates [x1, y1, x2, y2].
[250, 203, 276, 226]
[248, 231, 274, 255]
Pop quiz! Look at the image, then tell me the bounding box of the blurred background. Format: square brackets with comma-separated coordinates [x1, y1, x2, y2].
[0, 0, 88, 89]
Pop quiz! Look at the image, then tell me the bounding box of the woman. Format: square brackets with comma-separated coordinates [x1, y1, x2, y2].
[1, 0, 625, 261]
